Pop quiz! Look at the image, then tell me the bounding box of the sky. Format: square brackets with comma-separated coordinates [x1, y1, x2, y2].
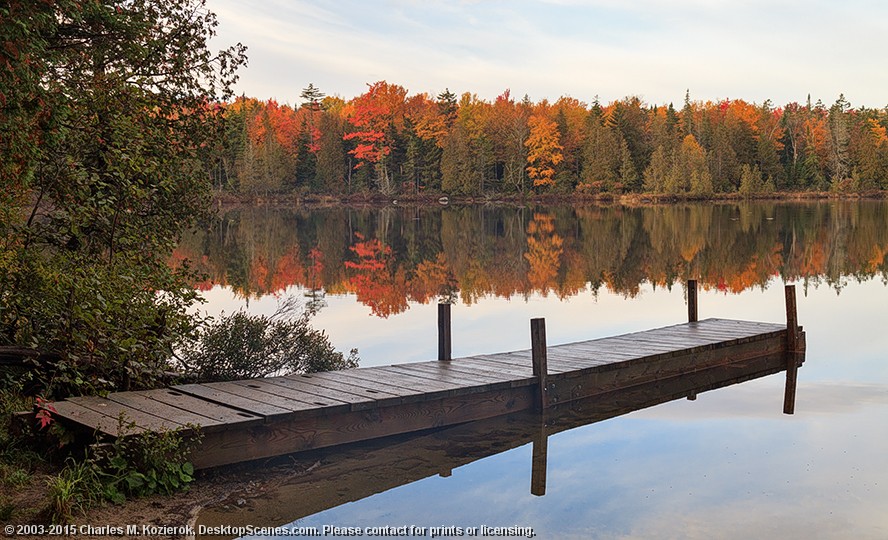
[208, 0, 888, 108]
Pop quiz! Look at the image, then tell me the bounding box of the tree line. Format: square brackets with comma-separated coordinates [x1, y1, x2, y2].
[213, 84, 888, 197]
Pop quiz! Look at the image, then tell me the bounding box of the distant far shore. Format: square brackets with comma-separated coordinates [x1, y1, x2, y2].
[211, 189, 888, 209]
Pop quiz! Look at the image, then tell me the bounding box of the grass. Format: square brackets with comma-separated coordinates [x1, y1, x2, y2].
[2, 465, 30, 487]
[46, 458, 102, 524]
[0, 376, 45, 522]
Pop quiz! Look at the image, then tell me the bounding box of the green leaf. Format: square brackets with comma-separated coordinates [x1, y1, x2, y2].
[109, 455, 127, 470]
[124, 471, 145, 490]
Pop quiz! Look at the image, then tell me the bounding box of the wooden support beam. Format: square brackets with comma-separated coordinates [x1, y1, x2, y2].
[438, 303, 451, 361]
[688, 279, 698, 323]
[783, 284, 799, 415]
[530, 318, 549, 410]
[0, 346, 60, 367]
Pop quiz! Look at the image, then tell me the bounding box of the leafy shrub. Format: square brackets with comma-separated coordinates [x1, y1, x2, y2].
[176, 298, 358, 382]
[91, 419, 201, 504]
[1, 254, 201, 398]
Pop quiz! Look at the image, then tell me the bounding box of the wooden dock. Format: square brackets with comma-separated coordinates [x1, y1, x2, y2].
[47, 283, 806, 470]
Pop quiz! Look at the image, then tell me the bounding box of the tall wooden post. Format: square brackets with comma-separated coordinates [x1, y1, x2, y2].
[783, 284, 799, 414]
[530, 318, 549, 410]
[688, 279, 698, 323]
[438, 303, 451, 361]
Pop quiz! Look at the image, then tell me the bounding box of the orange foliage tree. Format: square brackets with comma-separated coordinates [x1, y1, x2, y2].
[343, 81, 407, 194]
[525, 114, 564, 189]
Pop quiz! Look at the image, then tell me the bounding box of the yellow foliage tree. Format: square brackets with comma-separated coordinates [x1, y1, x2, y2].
[525, 115, 564, 187]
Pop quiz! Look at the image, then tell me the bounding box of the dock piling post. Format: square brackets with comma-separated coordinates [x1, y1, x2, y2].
[783, 284, 799, 414]
[688, 279, 698, 323]
[438, 303, 451, 361]
[530, 318, 549, 410]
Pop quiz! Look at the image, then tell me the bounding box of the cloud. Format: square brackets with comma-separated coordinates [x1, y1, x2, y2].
[208, 0, 888, 106]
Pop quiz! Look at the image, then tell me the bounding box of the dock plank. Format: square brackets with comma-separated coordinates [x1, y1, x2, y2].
[284, 372, 403, 400]
[548, 344, 642, 366]
[546, 352, 613, 372]
[256, 376, 381, 411]
[368, 366, 469, 393]
[658, 322, 773, 339]
[50, 400, 140, 436]
[295, 370, 426, 400]
[105, 392, 227, 431]
[398, 362, 515, 388]
[474, 351, 533, 366]
[137, 389, 264, 426]
[230, 379, 351, 411]
[703, 319, 786, 334]
[334, 367, 500, 408]
[67, 396, 184, 433]
[416, 361, 531, 387]
[448, 357, 536, 381]
[200, 381, 328, 414]
[547, 346, 616, 364]
[596, 337, 679, 353]
[173, 383, 294, 420]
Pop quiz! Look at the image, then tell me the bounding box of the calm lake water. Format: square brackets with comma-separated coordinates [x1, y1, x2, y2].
[183, 201, 888, 539]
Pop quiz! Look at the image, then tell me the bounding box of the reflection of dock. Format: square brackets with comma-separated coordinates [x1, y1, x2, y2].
[48, 283, 806, 470]
[195, 352, 802, 536]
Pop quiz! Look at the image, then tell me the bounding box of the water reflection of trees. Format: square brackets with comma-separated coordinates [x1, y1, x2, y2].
[174, 202, 888, 317]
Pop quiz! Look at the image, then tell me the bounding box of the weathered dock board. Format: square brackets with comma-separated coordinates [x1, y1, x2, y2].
[48, 305, 806, 470]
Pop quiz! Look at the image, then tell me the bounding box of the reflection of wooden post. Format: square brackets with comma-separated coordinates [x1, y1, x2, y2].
[688, 279, 698, 323]
[438, 303, 451, 361]
[531, 318, 549, 410]
[783, 285, 799, 415]
[531, 415, 548, 497]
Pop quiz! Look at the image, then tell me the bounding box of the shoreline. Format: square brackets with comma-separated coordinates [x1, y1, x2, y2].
[211, 189, 888, 209]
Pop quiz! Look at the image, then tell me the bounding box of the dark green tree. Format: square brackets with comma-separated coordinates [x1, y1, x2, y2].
[0, 0, 246, 396]
[828, 94, 852, 187]
[581, 109, 619, 190]
[297, 84, 326, 189]
[681, 90, 695, 139]
[299, 83, 326, 111]
[618, 138, 639, 192]
[436, 88, 458, 127]
[610, 97, 651, 189]
[316, 102, 350, 193]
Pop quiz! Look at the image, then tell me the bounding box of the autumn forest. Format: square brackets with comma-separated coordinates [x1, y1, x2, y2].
[212, 83, 888, 197]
